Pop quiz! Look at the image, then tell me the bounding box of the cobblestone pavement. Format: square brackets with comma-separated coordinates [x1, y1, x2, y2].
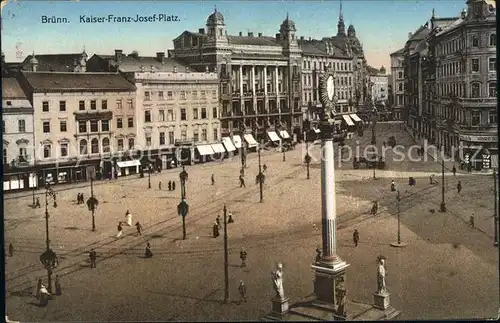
[4, 123, 498, 321]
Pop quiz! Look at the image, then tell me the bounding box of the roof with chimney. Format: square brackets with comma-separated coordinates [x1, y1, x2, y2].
[91, 52, 189, 73]
[19, 53, 87, 72]
[20, 72, 136, 92]
[298, 39, 350, 58]
[2, 78, 28, 99]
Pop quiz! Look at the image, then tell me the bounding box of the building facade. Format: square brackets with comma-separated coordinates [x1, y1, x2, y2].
[17, 71, 137, 183]
[390, 48, 405, 120]
[369, 66, 388, 103]
[170, 9, 303, 142]
[2, 78, 36, 190]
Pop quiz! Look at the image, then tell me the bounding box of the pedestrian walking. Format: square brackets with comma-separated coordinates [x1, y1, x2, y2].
[168, 181, 172, 191]
[35, 278, 42, 299]
[159, 181, 162, 190]
[239, 175, 246, 188]
[452, 165, 457, 176]
[240, 247, 248, 267]
[211, 174, 215, 185]
[54, 275, 62, 295]
[116, 222, 123, 238]
[216, 215, 221, 227]
[469, 213, 475, 228]
[370, 201, 378, 215]
[8, 243, 14, 257]
[467, 162, 472, 174]
[125, 210, 132, 226]
[89, 249, 97, 268]
[457, 181, 462, 194]
[39, 284, 50, 306]
[35, 197, 41, 208]
[353, 229, 359, 247]
[212, 221, 220, 238]
[429, 174, 436, 185]
[228, 213, 234, 223]
[238, 280, 247, 303]
[263, 164, 268, 173]
[390, 180, 396, 192]
[145, 243, 153, 258]
[135, 221, 143, 236]
[172, 181, 176, 190]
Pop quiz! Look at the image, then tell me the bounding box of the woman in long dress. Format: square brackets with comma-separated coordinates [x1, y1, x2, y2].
[125, 210, 132, 226]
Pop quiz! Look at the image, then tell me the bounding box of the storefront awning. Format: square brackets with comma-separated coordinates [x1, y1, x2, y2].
[211, 143, 226, 154]
[313, 128, 321, 133]
[196, 145, 215, 156]
[342, 114, 355, 126]
[279, 130, 291, 139]
[222, 137, 236, 152]
[349, 114, 362, 122]
[117, 160, 141, 168]
[232, 135, 242, 149]
[244, 134, 258, 147]
[267, 131, 281, 142]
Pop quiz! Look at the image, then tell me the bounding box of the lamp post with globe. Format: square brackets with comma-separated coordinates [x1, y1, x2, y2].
[40, 186, 59, 293]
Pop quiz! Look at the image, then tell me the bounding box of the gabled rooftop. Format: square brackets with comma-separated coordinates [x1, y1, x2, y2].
[21, 72, 136, 92]
[20, 53, 87, 72]
[2, 78, 27, 99]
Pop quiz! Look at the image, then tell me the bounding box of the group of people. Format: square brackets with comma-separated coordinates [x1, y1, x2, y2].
[116, 210, 144, 238]
[35, 275, 62, 306]
[212, 212, 234, 237]
[159, 180, 176, 191]
[76, 193, 85, 204]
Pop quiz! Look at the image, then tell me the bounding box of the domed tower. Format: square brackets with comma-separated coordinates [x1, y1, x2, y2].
[29, 51, 38, 72]
[280, 13, 298, 48]
[379, 66, 386, 74]
[337, 0, 346, 36]
[206, 7, 227, 43]
[347, 24, 356, 38]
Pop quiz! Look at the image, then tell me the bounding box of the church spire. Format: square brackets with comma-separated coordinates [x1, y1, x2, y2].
[337, 0, 346, 36]
[339, 0, 344, 22]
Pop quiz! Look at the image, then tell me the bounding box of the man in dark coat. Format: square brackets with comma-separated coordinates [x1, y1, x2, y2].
[452, 165, 457, 176]
[89, 249, 97, 268]
[168, 181, 172, 191]
[457, 181, 462, 194]
[172, 181, 176, 190]
[239, 175, 246, 188]
[353, 229, 360, 247]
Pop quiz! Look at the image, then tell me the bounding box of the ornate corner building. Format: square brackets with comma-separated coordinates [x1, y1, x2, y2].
[404, 0, 497, 169]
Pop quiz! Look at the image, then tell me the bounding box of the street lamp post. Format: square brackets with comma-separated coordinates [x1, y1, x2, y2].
[178, 164, 189, 240]
[90, 176, 96, 231]
[493, 168, 498, 247]
[148, 164, 152, 189]
[371, 108, 377, 180]
[439, 159, 446, 212]
[40, 187, 58, 293]
[282, 140, 286, 162]
[256, 146, 265, 203]
[390, 190, 407, 248]
[223, 204, 229, 303]
[180, 164, 189, 199]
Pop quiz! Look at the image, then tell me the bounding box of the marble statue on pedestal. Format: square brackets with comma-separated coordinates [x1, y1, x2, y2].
[271, 262, 285, 299]
[376, 256, 387, 294]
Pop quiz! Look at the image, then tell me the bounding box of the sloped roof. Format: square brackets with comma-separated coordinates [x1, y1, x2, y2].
[227, 35, 281, 46]
[390, 48, 405, 56]
[409, 25, 431, 42]
[2, 78, 27, 99]
[20, 53, 87, 72]
[299, 40, 328, 55]
[435, 17, 464, 37]
[95, 54, 189, 73]
[21, 72, 136, 92]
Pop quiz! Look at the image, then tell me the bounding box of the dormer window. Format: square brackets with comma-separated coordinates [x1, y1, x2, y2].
[474, 3, 482, 17]
[488, 4, 495, 13]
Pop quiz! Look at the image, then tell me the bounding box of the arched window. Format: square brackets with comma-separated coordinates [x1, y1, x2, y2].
[470, 82, 481, 98]
[91, 138, 99, 154]
[79, 139, 87, 155]
[102, 138, 110, 153]
[488, 82, 497, 98]
[490, 34, 496, 46]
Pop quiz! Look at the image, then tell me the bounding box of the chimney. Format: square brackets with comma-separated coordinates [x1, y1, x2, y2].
[258, 32, 262, 37]
[276, 33, 281, 40]
[115, 49, 123, 62]
[156, 52, 165, 63]
[198, 28, 205, 34]
[239, 32, 243, 36]
[173, 66, 177, 73]
[248, 32, 254, 37]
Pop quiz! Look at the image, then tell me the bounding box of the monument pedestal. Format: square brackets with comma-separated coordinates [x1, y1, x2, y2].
[373, 292, 390, 310]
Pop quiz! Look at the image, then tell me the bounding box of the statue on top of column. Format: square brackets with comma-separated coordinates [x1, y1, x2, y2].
[376, 255, 387, 294]
[271, 262, 285, 299]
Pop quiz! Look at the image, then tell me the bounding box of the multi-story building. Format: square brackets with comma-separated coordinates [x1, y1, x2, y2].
[2, 77, 36, 191]
[299, 5, 367, 127]
[18, 51, 89, 72]
[17, 70, 137, 183]
[87, 51, 221, 166]
[170, 9, 303, 143]
[369, 66, 388, 103]
[390, 48, 405, 120]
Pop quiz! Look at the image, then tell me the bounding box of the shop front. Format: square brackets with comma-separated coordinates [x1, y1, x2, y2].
[194, 144, 215, 164]
[267, 131, 281, 146]
[222, 137, 237, 157]
[342, 114, 356, 139]
[3, 172, 37, 192]
[210, 143, 227, 161]
[243, 133, 258, 152]
[232, 135, 243, 155]
[116, 159, 141, 176]
[460, 134, 498, 171]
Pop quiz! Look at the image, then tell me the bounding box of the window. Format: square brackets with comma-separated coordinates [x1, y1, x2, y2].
[145, 110, 152, 122]
[201, 108, 207, 119]
[471, 111, 480, 125]
[79, 121, 87, 133]
[212, 90, 217, 98]
[90, 100, 97, 110]
[102, 100, 107, 110]
[59, 120, 67, 132]
[102, 138, 110, 153]
[43, 145, 51, 158]
[146, 136, 151, 147]
[167, 109, 174, 121]
[490, 34, 496, 46]
[472, 59, 479, 72]
[159, 91, 164, 100]
[91, 138, 99, 154]
[90, 120, 98, 132]
[42, 101, 49, 112]
[489, 111, 497, 124]
[159, 132, 165, 145]
[167, 91, 173, 100]
[117, 118, 123, 128]
[213, 128, 218, 141]
[18, 120, 26, 132]
[471, 82, 480, 98]
[79, 139, 87, 155]
[201, 129, 207, 141]
[193, 108, 199, 119]
[128, 117, 134, 128]
[489, 82, 497, 97]
[128, 138, 135, 150]
[127, 99, 133, 109]
[472, 35, 479, 47]
[192, 90, 198, 98]
[181, 129, 187, 141]
[398, 83, 403, 91]
[159, 110, 165, 121]
[200, 90, 206, 98]
[79, 100, 85, 110]
[59, 101, 66, 112]
[168, 131, 174, 144]
[3, 148, 6, 164]
[212, 107, 218, 119]
[193, 129, 199, 142]
[117, 139, 124, 151]
[19, 147, 27, 158]
[116, 99, 123, 109]
[489, 58, 496, 71]
[181, 109, 187, 121]
[145, 91, 151, 101]
[43, 121, 50, 133]
[180, 91, 186, 99]
[60, 143, 68, 157]
[101, 120, 109, 132]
